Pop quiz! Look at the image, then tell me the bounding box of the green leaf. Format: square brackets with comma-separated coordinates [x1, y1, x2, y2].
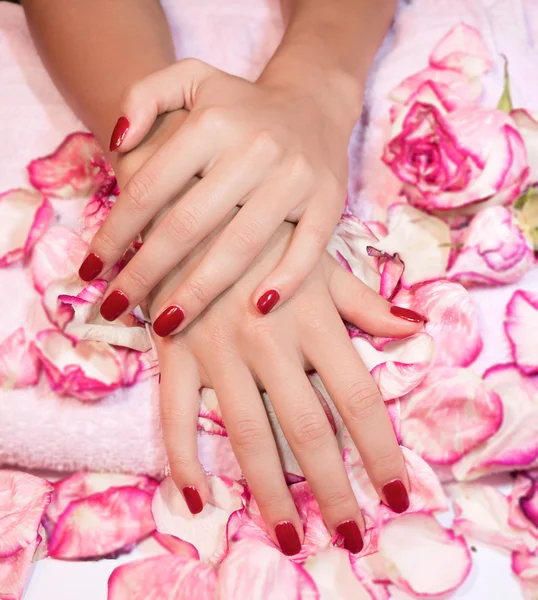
[497, 55, 513, 113]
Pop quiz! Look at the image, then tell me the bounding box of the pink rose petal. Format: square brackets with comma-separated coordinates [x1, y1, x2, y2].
[47, 486, 155, 559]
[198, 388, 227, 436]
[0, 328, 41, 389]
[82, 192, 115, 232]
[400, 367, 503, 464]
[32, 329, 123, 401]
[28, 132, 115, 198]
[31, 225, 88, 294]
[505, 290, 538, 375]
[373, 205, 451, 288]
[152, 476, 244, 564]
[217, 538, 319, 600]
[153, 532, 200, 559]
[0, 538, 40, 600]
[512, 549, 538, 600]
[512, 109, 538, 182]
[108, 555, 217, 600]
[450, 483, 538, 553]
[0, 471, 53, 558]
[520, 480, 538, 530]
[198, 433, 242, 481]
[391, 280, 482, 367]
[453, 365, 538, 480]
[47, 472, 158, 525]
[429, 23, 493, 78]
[0, 189, 52, 268]
[367, 247, 405, 301]
[373, 513, 471, 596]
[352, 332, 435, 401]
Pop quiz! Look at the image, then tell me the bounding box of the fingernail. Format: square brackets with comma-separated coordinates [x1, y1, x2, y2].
[336, 520, 364, 554]
[100, 290, 129, 321]
[153, 305, 185, 337]
[275, 521, 301, 556]
[158, 373, 161, 384]
[390, 306, 424, 323]
[382, 479, 410, 514]
[79, 253, 103, 282]
[109, 116, 130, 151]
[256, 289, 280, 315]
[182, 486, 203, 515]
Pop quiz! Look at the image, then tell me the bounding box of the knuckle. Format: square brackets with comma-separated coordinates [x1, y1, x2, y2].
[121, 81, 142, 108]
[288, 411, 329, 449]
[303, 223, 328, 253]
[166, 206, 202, 240]
[243, 318, 276, 348]
[287, 152, 313, 182]
[250, 131, 282, 162]
[123, 172, 156, 213]
[232, 418, 267, 451]
[229, 220, 264, 253]
[253, 490, 288, 514]
[343, 382, 381, 422]
[94, 226, 120, 255]
[320, 487, 354, 512]
[196, 106, 228, 133]
[168, 452, 195, 475]
[183, 276, 209, 304]
[123, 265, 151, 292]
[371, 450, 403, 478]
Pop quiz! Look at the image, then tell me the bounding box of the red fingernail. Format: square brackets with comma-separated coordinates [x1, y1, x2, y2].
[336, 520, 364, 554]
[109, 116, 129, 151]
[182, 486, 203, 515]
[153, 305, 185, 337]
[382, 479, 410, 514]
[390, 306, 424, 323]
[256, 289, 280, 315]
[100, 290, 129, 321]
[79, 253, 103, 282]
[275, 522, 301, 556]
[158, 373, 161, 384]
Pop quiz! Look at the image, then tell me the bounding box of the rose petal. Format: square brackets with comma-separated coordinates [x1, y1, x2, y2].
[108, 555, 217, 600]
[198, 433, 242, 481]
[367, 248, 405, 301]
[429, 23, 493, 78]
[400, 367, 503, 464]
[0, 471, 53, 558]
[0, 538, 40, 600]
[505, 290, 538, 375]
[28, 132, 115, 198]
[391, 280, 482, 367]
[512, 109, 538, 182]
[32, 329, 123, 401]
[152, 476, 244, 564]
[47, 486, 155, 559]
[31, 225, 88, 294]
[453, 365, 538, 480]
[304, 547, 389, 600]
[373, 205, 451, 288]
[153, 532, 200, 559]
[512, 548, 538, 600]
[0, 189, 52, 268]
[373, 513, 471, 596]
[217, 538, 319, 600]
[82, 192, 115, 232]
[198, 388, 227, 436]
[449, 482, 538, 553]
[352, 333, 435, 401]
[0, 328, 41, 389]
[46, 472, 158, 525]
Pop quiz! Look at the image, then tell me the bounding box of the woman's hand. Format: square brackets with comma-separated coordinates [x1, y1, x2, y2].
[149, 207, 423, 556]
[80, 58, 362, 333]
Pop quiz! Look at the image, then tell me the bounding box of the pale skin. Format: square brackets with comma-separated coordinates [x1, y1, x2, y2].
[22, 0, 417, 555]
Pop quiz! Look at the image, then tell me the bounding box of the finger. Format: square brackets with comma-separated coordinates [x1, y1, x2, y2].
[79, 126, 211, 284]
[326, 256, 425, 337]
[252, 199, 341, 315]
[109, 58, 216, 152]
[99, 151, 272, 322]
[205, 354, 303, 556]
[304, 306, 410, 515]
[254, 341, 365, 554]
[151, 180, 297, 336]
[157, 337, 208, 514]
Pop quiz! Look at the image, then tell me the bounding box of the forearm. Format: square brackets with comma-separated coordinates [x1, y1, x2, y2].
[265, 0, 397, 116]
[21, 0, 176, 150]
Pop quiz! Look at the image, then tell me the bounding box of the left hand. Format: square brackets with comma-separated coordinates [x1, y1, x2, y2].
[81, 58, 362, 334]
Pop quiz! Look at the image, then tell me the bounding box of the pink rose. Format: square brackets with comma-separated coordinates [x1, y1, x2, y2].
[383, 85, 529, 212]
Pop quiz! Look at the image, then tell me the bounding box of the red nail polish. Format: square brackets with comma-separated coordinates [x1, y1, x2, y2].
[100, 290, 129, 321]
[153, 305, 185, 337]
[109, 116, 129, 151]
[158, 373, 161, 384]
[256, 289, 280, 315]
[390, 306, 424, 323]
[382, 479, 410, 514]
[79, 253, 103, 282]
[182, 486, 203, 515]
[275, 522, 301, 556]
[336, 520, 364, 554]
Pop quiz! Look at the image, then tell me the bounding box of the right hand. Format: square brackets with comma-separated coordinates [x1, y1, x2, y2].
[146, 206, 423, 557]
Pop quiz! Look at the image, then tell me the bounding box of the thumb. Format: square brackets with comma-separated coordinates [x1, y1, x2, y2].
[109, 58, 216, 152]
[326, 256, 425, 338]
